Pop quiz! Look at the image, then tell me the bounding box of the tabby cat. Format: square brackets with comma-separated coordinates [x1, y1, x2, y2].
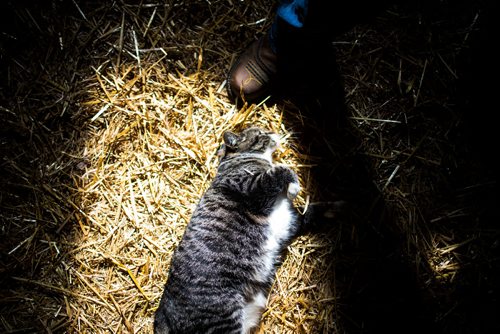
[154, 126, 330, 334]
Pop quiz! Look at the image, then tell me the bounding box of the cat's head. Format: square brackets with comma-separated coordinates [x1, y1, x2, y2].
[217, 127, 280, 161]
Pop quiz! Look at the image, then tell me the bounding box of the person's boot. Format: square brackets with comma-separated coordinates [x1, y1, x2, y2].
[227, 32, 277, 104]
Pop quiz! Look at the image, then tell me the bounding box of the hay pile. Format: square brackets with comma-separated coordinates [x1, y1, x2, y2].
[1, 1, 497, 333]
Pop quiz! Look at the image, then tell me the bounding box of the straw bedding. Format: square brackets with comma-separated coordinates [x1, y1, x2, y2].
[1, 1, 498, 333]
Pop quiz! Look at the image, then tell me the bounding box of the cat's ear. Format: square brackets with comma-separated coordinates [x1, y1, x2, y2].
[223, 131, 239, 149]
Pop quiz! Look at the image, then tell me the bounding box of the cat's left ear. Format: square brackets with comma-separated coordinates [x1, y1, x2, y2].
[223, 131, 239, 149]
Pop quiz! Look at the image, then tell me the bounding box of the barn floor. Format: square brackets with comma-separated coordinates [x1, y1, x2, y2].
[1, 0, 498, 333]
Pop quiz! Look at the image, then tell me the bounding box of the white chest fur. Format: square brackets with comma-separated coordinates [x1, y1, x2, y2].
[241, 197, 295, 333]
[256, 197, 295, 283]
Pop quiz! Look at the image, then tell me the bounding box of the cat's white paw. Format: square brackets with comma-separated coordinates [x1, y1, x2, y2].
[287, 182, 300, 200]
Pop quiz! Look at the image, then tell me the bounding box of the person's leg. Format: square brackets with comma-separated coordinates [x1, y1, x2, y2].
[274, 0, 309, 32]
[227, 0, 310, 104]
[227, 0, 389, 104]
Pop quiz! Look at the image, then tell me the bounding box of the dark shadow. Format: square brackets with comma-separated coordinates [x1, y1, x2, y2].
[441, 1, 500, 332]
[0, 1, 92, 331]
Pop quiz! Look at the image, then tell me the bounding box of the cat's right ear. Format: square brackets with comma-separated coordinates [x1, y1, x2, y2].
[223, 131, 239, 149]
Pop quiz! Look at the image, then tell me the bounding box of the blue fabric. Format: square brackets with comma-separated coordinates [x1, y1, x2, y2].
[277, 0, 309, 28]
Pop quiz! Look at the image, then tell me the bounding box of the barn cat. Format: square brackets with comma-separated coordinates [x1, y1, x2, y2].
[154, 126, 334, 334]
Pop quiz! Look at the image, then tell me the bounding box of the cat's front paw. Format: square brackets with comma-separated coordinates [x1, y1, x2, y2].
[287, 181, 300, 200]
[266, 165, 300, 198]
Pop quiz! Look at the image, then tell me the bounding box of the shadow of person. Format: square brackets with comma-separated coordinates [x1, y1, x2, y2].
[273, 14, 438, 334]
[282, 74, 438, 334]
[279, 56, 439, 334]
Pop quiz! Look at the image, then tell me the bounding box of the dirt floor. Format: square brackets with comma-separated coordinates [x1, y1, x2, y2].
[1, 0, 498, 333]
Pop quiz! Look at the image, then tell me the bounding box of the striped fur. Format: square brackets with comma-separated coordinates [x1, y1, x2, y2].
[154, 127, 302, 334]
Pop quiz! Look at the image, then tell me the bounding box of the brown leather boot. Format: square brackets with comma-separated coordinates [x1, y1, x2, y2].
[227, 33, 277, 104]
